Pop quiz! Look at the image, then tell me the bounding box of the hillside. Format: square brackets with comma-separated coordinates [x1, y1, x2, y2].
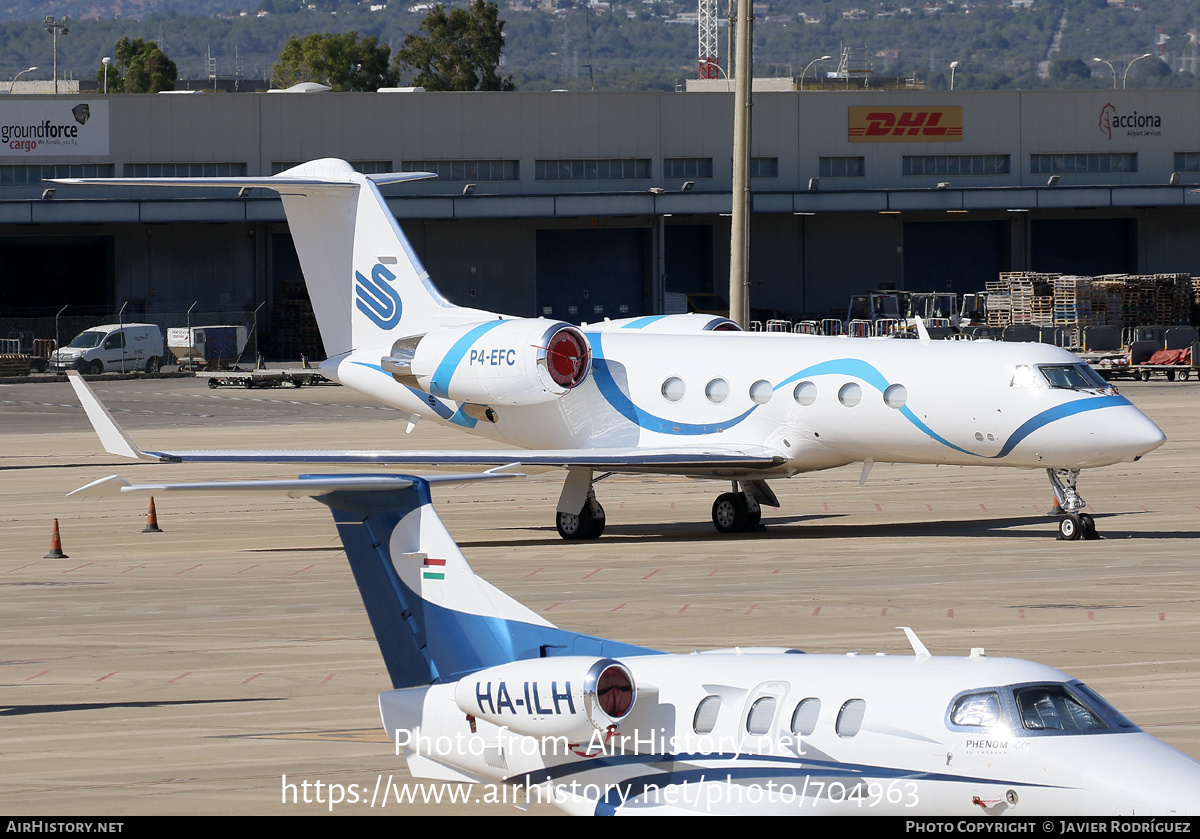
[0, 0, 1196, 91]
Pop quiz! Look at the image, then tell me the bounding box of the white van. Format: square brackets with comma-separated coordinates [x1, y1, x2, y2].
[49, 324, 165, 374]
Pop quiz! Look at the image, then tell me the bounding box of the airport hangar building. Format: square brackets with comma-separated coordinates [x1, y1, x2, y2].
[2, 87, 1200, 352]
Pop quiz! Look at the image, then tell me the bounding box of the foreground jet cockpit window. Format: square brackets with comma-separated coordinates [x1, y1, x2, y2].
[1015, 684, 1107, 732]
[1038, 364, 1111, 391]
[949, 691, 1003, 728]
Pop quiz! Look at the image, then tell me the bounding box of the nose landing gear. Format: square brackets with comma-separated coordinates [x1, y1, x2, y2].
[1049, 469, 1100, 541]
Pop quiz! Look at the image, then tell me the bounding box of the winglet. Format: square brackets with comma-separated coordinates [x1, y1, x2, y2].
[896, 626, 932, 659]
[66, 372, 156, 461]
[914, 316, 932, 344]
[68, 474, 134, 498]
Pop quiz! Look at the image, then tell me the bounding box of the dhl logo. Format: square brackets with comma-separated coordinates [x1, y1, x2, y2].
[848, 107, 963, 143]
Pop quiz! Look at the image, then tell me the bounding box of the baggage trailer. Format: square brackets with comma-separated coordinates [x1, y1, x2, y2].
[197, 369, 328, 389]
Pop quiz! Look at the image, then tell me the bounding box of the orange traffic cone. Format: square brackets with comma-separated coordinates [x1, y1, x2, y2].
[142, 496, 163, 533]
[44, 518, 68, 559]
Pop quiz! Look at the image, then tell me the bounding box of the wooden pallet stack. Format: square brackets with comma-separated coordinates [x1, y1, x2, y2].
[1053, 276, 1094, 327]
[985, 278, 1012, 327]
[1091, 276, 1127, 327]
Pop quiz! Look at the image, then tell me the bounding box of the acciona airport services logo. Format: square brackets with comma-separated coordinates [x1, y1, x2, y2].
[1097, 102, 1162, 139]
[0, 100, 108, 156]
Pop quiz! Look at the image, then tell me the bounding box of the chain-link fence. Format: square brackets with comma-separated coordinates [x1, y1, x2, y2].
[0, 306, 270, 370]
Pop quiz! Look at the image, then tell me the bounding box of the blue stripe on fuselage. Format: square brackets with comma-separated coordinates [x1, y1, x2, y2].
[586, 334, 1131, 458]
[351, 361, 478, 428]
[429, 321, 508, 399]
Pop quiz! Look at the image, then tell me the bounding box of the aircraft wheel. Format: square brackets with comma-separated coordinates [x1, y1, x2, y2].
[1079, 513, 1099, 540]
[556, 506, 595, 540]
[87, 360, 104, 375]
[712, 493, 749, 533]
[1057, 513, 1082, 541]
[587, 504, 606, 540]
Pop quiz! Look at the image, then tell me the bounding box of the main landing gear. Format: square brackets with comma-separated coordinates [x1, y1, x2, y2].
[712, 480, 777, 534]
[555, 468, 606, 540]
[556, 490, 606, 540]
[1048, 468, 1099, 541]
[553, 470, 778, 540]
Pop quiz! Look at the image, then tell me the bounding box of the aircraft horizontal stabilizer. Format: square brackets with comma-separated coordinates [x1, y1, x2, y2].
[68, 473, 521, 500]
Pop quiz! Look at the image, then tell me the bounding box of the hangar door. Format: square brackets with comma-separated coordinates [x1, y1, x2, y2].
[903, 221, 1007, 295]
[0, 236, 112, 310]
[536, 229, 648, 321]
[1031, 219, 1135, 275]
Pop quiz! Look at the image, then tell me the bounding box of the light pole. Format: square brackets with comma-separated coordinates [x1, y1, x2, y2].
[9, 66, 37, 93]
[799, 55, 831, 91]
[1092, 57, 1116, 89]
[102, 56, 111, 93]
[1123, 52, 1154, 88]
[45, 16, 68, 94]
[949, 60, 959, 90]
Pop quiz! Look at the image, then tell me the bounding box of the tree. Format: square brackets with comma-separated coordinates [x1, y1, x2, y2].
[271, 32, 396, 91]
[97, 36, 176, 93]
[393, 0, 515, 92]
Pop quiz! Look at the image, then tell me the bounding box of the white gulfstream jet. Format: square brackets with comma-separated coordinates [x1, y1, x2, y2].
[70, 472, 1200, 815]
[56, 160, 1166, 541]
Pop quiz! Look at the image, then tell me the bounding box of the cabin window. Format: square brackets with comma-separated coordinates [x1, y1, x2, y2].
[694, 695, 722, 734]
[661, 377, 686, 402]
[705, 378, 729, 404]
[950, 691, 1002, 728]
[836, 699, 866, 737]
[790, 698, 821, 736]
[883, 383, 908, 408]
[838, 383, 862, 407]
[1015, 685, 1106, 732]
[793, 381, 817, 406]
[749, 380, 773, 405]
[745, 697, 777, 736]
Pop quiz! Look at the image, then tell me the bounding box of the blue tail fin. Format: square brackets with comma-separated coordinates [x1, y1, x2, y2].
[315, 478, 654, 688]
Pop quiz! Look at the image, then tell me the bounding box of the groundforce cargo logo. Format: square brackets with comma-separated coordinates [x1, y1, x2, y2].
[1, 104, 92, 151]
[355, 263, 402, 329]
[848, 106, 963, 142]
[1098, 102, 1162, 139]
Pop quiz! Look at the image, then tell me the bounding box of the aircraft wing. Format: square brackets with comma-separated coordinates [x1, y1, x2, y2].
[66, 372, 786, 474]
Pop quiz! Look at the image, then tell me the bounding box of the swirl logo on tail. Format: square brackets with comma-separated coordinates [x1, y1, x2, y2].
[356, 264, 402, 329]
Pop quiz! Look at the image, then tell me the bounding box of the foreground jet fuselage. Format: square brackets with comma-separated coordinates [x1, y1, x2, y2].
[70, 472, 1200, 816]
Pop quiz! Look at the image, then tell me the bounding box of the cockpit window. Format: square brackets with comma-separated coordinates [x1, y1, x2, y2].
[1010, 365, 1041, 389]
[1015, 685, 1106, 732]
[1072, 683, 1137, 729]
[950, 691, 1003, 728]
[1038, 364, 1110, 391]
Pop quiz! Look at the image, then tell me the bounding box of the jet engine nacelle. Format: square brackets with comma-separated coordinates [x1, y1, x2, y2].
[383, 319, 591, 406]
[454, 657, 635, 741]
